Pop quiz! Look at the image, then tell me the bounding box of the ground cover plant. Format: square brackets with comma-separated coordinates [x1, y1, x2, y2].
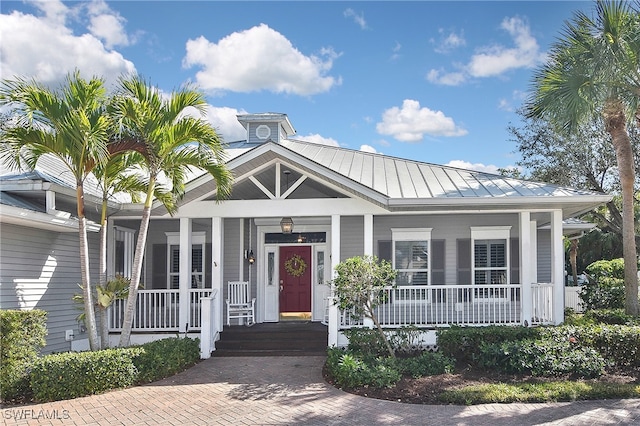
[324, 318, 640, 405]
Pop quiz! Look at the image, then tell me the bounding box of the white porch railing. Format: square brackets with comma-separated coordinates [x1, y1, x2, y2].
[531, 283, 554, 325]
[564, 286, 584, 313]
[109, 289, 213, 332]
[340, 283, 555, 329]
[200, 289, 219, 359]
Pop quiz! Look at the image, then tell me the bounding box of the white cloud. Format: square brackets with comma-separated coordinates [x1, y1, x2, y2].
[390, 41, 402, 61]
[359, 144, 378, 153]
[446, 160, 506, 175]
[28, 0, 69, 26]
[205, 106, 249, 143]
[86, 0, 130, 49]
[177, 105, 248, 144]
[427, 16, 543, 86]
[498, 89, 528, 112]
[0, 5, 135, 87]
[426, 69, 467, 86]
[376, 99, 467, 142]
[432, 28, 466, 53]
[498, 98, 513, 112]
[296, 133, 340, 147]
[467, 17, 542, 78]
[344, 8, 368, 30]
[183, 24, 341, 96]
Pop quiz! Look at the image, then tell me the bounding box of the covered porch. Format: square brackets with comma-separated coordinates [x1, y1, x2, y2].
[106, 208, 568, 357]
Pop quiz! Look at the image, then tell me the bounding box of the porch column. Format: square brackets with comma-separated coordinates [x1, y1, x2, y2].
[364, 214, 373, 256]
[328, 214, 341, 347]
[551, 210, 565, 324]
[179, 218, 192, 333]
[519, 211, 532, 326]
[211, 217, 224, 332]
[361, 213, 375, 329]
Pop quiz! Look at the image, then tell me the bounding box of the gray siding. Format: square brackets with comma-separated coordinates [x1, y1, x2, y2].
[373, 214, 520, 285]
[537, 229, 552, 283]
[0, 223, 99, 354]
[222, 218, 242, 303]
[340, 216, 364, 261]
[247, 122, 279, 145]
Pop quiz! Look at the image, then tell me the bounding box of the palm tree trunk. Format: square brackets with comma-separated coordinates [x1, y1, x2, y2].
[99, 196, 109, 348]
[77, 185, 100, 350]
[100, 306, 109, 349]
[119, 178, 155, 347]
[570, 239, 579, 287]
[606, 102, 639, 316]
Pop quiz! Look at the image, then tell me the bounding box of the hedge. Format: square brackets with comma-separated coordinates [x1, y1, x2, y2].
[0, 310, 47, 402]
[30, 348, 144, 402]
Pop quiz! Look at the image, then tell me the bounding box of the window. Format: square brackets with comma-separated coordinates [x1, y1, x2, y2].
[114, 227, 135, 278]
[166, 232, 206, 289]
[471, 227, 510, 300]
[391, 228, 432, 287]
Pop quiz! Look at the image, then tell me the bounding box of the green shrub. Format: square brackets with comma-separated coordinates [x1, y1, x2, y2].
[583, 309, 637, 325]
[540, 324, 640, 368]
[343, 326, 423, 360]
[133, 337, 200, 384]
[30, 348, 143, 402]
[0, 310, 47, 402]
[396, 351, 455, 378]
[580, 259, 626, 310]
[436, 325, 540, 363]
[479, 339, 606, 378]
[325, 347, 401, 389]
[343, 328, 388, 359]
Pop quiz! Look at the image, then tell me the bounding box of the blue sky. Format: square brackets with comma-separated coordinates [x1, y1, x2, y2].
[0, 0, 592, 173]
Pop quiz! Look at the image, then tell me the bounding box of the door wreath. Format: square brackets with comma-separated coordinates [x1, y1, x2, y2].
[284, 254, 307, 277]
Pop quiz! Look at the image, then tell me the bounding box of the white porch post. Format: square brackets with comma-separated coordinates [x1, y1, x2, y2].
[364, 214, 373, 256]
[530, 220, 538, 283]
[519, 212, 532, 326]
[551, 210, 565, 324]
[328, 214, 341, 347]
[212, 217, 224, 332]
[361, 214, 374, 329]
[179, 218, 192, 333]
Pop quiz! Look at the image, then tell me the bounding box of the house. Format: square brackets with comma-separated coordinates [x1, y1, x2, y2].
[0, 113, 611, 354]
[0, 157, 107, 353]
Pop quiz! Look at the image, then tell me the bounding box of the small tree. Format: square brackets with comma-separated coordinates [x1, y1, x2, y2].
[332, 255, 397, 357]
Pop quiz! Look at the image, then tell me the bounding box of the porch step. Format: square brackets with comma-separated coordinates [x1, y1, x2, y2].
[213, 321, 328, 357]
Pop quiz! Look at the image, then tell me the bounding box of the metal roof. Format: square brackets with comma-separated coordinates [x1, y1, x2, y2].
[279, 139, 604, 201]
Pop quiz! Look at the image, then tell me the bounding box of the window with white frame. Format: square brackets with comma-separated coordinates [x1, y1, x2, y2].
[471, 227, 510, 299]
[114, 227, 135, 279]
[391, 228, 432, 286]
[166, 232, 206, 289]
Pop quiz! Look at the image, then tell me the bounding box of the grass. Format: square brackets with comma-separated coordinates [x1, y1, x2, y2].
[438, 381, 640, 405]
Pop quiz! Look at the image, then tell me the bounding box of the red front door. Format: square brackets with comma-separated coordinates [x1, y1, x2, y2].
[279, 246, 312, 313]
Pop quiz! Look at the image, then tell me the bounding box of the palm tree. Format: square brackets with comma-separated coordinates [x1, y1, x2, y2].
[93, 153, 145, 347]
[526, 0, 640, 315]
[110, 75, 233, 347]
[0, 72, 111, 349]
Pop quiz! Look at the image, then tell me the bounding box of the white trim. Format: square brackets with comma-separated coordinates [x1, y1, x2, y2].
[471, 226, 511, 301]
[255, 124, 271, 140]
[256, 222, 331, 323]
[166, 231, 206, 291]
[391, 228, 432, 290]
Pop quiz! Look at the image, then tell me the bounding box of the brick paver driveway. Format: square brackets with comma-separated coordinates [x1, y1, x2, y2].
[3, 356, 639, 425]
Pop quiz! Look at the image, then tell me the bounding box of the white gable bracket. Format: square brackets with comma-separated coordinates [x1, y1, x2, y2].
[282, 175, 307, 199]
[249, 176, 275, 199]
